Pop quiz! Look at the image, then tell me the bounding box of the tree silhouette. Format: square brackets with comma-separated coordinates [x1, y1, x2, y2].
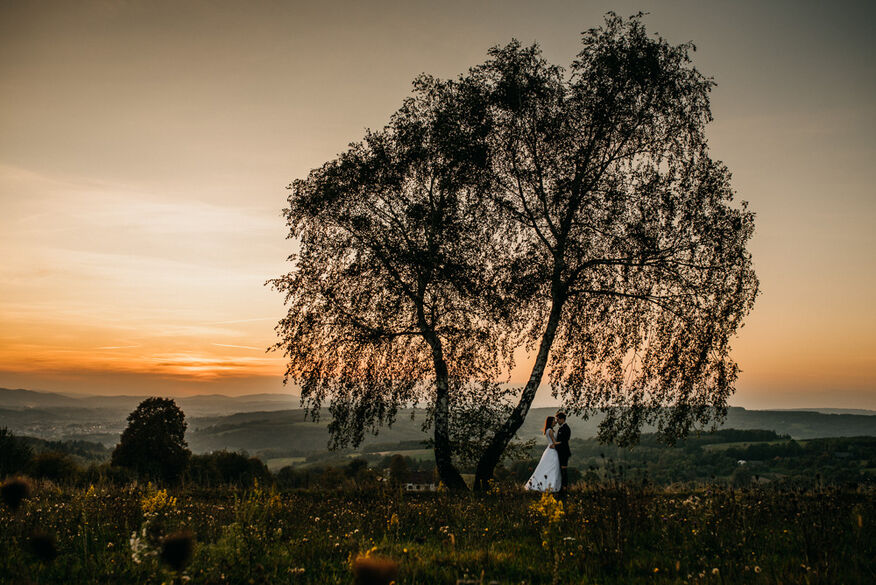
[388, 455, 409, 487]
[0, 428, 33, 477]
[471, 14, 758, 488]
[111, 397, 190, 483]
[273, 13, 758, 490]
[271, 74, 509, 489]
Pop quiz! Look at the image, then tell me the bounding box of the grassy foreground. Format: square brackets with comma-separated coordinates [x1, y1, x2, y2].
[1, 481, 873, 584]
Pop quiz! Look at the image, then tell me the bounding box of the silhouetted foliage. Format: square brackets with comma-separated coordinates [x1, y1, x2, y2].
[20, 436, 109, 462]
[111, 397, 191, 483]
[426, 382, 535, 467]
[273, 13, 758, 491]
[472, 13, 758, 487]
[81, 462, 137, 487]
[0, 427, 33, 477]
[31, 451, 78, 483]
[187, 451, 271, 487]
[271, 69, 506, 490]
[388, 454, 408, 487]
[345, 457, 369, 478]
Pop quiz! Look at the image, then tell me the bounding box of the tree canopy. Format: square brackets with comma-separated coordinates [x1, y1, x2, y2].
[272, 13, 758, 490]
[111, 397, 191, 483]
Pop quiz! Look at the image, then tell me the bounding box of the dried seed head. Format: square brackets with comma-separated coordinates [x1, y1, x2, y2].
[160, 530, 194, 571]
[28, 530, 58, 562]
[1, 477, 31, 511]
[352, 554, 399, 585]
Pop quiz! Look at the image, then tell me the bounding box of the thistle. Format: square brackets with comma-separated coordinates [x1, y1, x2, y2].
[1, 477, 31, 511]
[352, 554, 398, 585]
[28, 530, 58, 562]
[160, 530, 194, 572]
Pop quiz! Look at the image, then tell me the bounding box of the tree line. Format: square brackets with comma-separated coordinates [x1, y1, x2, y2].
[3, 398, 871, 490]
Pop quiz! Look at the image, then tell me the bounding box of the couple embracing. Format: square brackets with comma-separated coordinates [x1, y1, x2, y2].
[524, 412, 571, 496]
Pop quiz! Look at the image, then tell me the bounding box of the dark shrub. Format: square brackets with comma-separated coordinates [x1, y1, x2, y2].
[32, 452, 78, 483]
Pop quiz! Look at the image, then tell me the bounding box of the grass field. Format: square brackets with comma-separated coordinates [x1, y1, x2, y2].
[1, 480, 873, 584]
[369, 449, 436, 461]
[700, 440, 791, 452]
[266, 457, 307, 472]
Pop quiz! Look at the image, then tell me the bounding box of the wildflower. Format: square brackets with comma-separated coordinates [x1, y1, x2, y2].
[140, 485, 176, 517]
[161, 530, 195, 572]
[754, 566, 762, 573]
[530, 492, 564, 525]
[712, 568, 720, 575]
[1, 477, 31, 511]
[28, 530, 58, 562]
[129, 525, 155, 565]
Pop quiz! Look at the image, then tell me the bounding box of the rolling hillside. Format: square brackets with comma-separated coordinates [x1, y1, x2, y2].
[2, 388, 874, 455]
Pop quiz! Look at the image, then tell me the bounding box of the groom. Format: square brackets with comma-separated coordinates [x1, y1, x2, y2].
[555, 412, 571, 497]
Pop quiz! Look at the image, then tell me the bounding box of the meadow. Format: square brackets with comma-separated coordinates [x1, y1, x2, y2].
[2, 480, 872, 585]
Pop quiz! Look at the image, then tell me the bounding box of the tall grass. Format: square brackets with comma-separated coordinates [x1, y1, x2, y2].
[1, 479, 872, 584]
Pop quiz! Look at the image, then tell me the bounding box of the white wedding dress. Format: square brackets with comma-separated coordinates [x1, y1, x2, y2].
[524, 429, 562, 492]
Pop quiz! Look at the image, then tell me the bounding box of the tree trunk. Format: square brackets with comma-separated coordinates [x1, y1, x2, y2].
[474, 298, 564, 490]
[425, 331, 468, 491]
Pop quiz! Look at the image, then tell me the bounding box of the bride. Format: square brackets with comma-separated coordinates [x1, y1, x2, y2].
[524, 416, 562, 492]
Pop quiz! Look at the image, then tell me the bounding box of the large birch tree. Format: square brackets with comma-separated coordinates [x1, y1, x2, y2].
[272, 13, 758, 491]
[471, 14, 758, 488]
[270, 75, 512, 489]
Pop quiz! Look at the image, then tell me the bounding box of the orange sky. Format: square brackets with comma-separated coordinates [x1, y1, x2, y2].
[1, 1, 874, 408]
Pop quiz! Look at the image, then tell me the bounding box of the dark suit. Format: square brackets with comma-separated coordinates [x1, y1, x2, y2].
[556, 423, 571, 492]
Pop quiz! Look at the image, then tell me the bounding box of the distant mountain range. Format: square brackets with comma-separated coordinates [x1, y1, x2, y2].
[0, 387, 300, 416]
[1, 387, 874, 455]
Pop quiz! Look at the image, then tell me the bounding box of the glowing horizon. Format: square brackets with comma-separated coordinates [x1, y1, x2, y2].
[1, 1, 874, 409]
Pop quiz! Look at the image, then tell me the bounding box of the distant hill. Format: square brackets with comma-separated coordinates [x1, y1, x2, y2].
[0, 387, 300, 416]
[2, 387, 874, 454]
[507, 406, 876, 444]
[0, 388, 87, 409]
[769, 408, 876, 416]
[187, 409, 429, 454]
[185, 406, 876, 456]
[0, 387, 303, 446]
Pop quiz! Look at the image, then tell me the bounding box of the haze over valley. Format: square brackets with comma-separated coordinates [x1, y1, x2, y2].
[3, 387, 873, 464]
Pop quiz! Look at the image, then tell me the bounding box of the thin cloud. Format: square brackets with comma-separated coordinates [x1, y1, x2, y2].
[212, 343, 266, 351]
[206, 317, 275, 325]
[94, 345, 140, 350]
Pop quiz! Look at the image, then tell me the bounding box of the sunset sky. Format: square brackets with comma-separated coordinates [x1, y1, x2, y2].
[1, 0, 874, 409]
